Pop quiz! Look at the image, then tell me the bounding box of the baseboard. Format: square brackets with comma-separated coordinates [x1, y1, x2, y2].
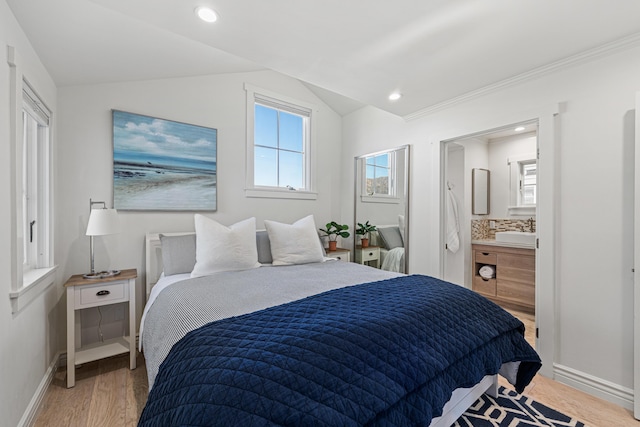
[18, 351, 60, 427]
[554, 363, 634, 410]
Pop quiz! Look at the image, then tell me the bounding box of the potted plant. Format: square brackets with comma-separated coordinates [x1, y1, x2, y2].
[355, 221, 377, 248]
[319, 221, 350, 251]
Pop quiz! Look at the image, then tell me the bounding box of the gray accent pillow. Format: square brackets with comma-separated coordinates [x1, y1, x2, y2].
[377, 226, 404, 250]
[160, 234, 196, 276]
[256, 230, 273, 264]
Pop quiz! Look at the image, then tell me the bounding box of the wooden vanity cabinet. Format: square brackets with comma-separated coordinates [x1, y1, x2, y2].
[472, 244, 535, 313]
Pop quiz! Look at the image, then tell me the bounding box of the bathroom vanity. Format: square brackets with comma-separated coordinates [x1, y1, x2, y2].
[472, 242, 535, 313]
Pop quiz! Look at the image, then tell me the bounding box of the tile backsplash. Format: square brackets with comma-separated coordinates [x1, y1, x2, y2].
[471, 218, 536, 240]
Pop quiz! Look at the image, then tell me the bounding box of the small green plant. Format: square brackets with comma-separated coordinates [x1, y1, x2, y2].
[319, 221, 350, 241]
[355, 221, 377, 238]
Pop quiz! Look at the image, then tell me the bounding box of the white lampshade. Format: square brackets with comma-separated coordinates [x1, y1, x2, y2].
[86, 209, 120, 236]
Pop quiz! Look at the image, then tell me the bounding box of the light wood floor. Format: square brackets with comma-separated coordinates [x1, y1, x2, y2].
[34, 310, 638, 427]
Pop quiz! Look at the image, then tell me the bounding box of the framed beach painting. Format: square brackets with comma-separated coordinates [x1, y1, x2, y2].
[112, 110, 217, 211]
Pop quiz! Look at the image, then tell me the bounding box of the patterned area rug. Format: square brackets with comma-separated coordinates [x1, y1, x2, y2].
[454, 386, 586, 426]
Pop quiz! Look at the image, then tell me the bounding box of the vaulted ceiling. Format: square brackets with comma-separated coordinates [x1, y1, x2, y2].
[8, 0, 640, 117]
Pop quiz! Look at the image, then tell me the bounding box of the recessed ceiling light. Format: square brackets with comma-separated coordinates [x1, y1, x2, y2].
[388, 92, 402, 101]
[514, 126, 525, 132]
[195, 6, 218, 23]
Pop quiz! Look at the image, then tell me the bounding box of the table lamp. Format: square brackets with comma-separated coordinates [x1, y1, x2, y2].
[84, 199, 121, 279]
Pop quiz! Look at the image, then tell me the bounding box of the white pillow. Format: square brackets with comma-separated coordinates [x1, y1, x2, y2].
[190, 215, 260, 278]
[264, 215, 324, 266]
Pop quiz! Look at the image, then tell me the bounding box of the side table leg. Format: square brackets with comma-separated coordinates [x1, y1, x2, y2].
[66, 288, 75, 388]
[128, 278, 137, 370]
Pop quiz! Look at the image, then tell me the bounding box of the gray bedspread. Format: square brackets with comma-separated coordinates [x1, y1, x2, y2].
[142, 261, 401, 389]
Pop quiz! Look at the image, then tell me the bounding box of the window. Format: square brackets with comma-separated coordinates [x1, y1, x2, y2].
[22, 82, 52, 272]
[245, 84, 316, 199]
[508, 153, 537, 215]
[364, 152, 394, 197]
[254, 103, 305, 189]
[9, 77, 56, 313]
[521, 161, 537, 205]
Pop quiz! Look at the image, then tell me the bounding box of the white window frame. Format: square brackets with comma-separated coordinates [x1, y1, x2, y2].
[361, 151, 401, 204]
[8, 46, 56, 314]
[507, 153, 537, 216]
[244, 83, 317, 200]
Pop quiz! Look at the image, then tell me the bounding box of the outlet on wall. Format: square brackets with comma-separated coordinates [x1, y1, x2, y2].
[489, 220, 496, 229]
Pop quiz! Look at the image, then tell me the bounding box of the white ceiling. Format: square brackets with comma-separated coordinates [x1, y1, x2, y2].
[7, 0, 640, 117]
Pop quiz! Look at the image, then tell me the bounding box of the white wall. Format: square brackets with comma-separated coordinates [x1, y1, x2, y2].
[444, 143, 465, 286]
[0, 2, 61, 426]
[342, 44, 640, 407]
[57, 70, 344, 340]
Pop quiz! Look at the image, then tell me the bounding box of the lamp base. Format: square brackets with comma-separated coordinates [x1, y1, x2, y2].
[83, 270, 121, 280]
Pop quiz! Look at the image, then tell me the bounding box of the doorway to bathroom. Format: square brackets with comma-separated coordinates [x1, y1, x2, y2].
[441, 120, 539, 348]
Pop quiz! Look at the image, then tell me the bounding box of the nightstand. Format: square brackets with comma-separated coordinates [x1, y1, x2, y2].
[355, 245, 380, 268]
[64, 268, 137, 388]
[326, 247, 351, 262]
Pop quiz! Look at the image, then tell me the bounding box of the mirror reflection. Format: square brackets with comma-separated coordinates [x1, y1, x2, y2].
[472, 168, 490, 215]
[354, 145, 409, 273]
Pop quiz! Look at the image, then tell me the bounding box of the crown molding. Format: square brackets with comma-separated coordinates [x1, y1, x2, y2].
[404, 32, 640, 122]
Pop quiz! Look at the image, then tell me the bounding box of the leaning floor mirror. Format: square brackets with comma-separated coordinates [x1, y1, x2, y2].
[354, 145, 410, 273]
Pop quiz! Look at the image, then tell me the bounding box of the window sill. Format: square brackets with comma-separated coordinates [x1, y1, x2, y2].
[507, 206, 536, 216]
[245, 188, 317, 200]
[10, 265, 58, 314]
[361, 196, 401, 204]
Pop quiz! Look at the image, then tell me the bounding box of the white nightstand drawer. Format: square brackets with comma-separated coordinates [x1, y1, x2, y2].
[326, 248, 351, 262]
[359, 247, 380, 262]
[75, 281, 128, 308]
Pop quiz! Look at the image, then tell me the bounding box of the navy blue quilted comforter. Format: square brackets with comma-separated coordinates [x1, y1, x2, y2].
[139, 275, 540, 426]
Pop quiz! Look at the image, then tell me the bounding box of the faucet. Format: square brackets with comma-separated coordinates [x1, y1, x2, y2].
[527, 217, 535, 233]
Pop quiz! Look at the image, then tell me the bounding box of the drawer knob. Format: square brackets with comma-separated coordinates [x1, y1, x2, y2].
[368, 252, 373, 256]
[482, 252, 490, 256]
[96, 290, 111, 296]
[336, 256, 342, 260]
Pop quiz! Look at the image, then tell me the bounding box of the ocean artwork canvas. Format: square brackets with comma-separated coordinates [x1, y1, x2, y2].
[113, 110, 217, 211]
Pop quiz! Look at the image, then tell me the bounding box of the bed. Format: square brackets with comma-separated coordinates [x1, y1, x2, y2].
[138, 215, 540, 426]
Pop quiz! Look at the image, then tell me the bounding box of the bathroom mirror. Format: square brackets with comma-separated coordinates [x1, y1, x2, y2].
[354, 145, 410, 273]
[472, 168, 490, 215]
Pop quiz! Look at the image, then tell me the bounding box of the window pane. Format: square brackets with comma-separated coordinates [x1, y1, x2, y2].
[255, 104, 278, 148]
[374, 153, 389, 168]
[279, 111, 303, 152]
[279, 151, 303, 189]
[22, 113, 30, 265]
[374, 168, 390, 194]
[254, 146, 277, 186]
[522, 163, 537, 205]
[252, 93, 310, 193]
[365, 165, 375, 194]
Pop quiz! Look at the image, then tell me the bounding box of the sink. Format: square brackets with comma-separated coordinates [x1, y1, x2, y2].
[495, 231, 536, 245]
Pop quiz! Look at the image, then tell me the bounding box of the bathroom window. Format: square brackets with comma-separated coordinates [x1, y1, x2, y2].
[521, 162, 537, 205]
[508, 154, 536, 215]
